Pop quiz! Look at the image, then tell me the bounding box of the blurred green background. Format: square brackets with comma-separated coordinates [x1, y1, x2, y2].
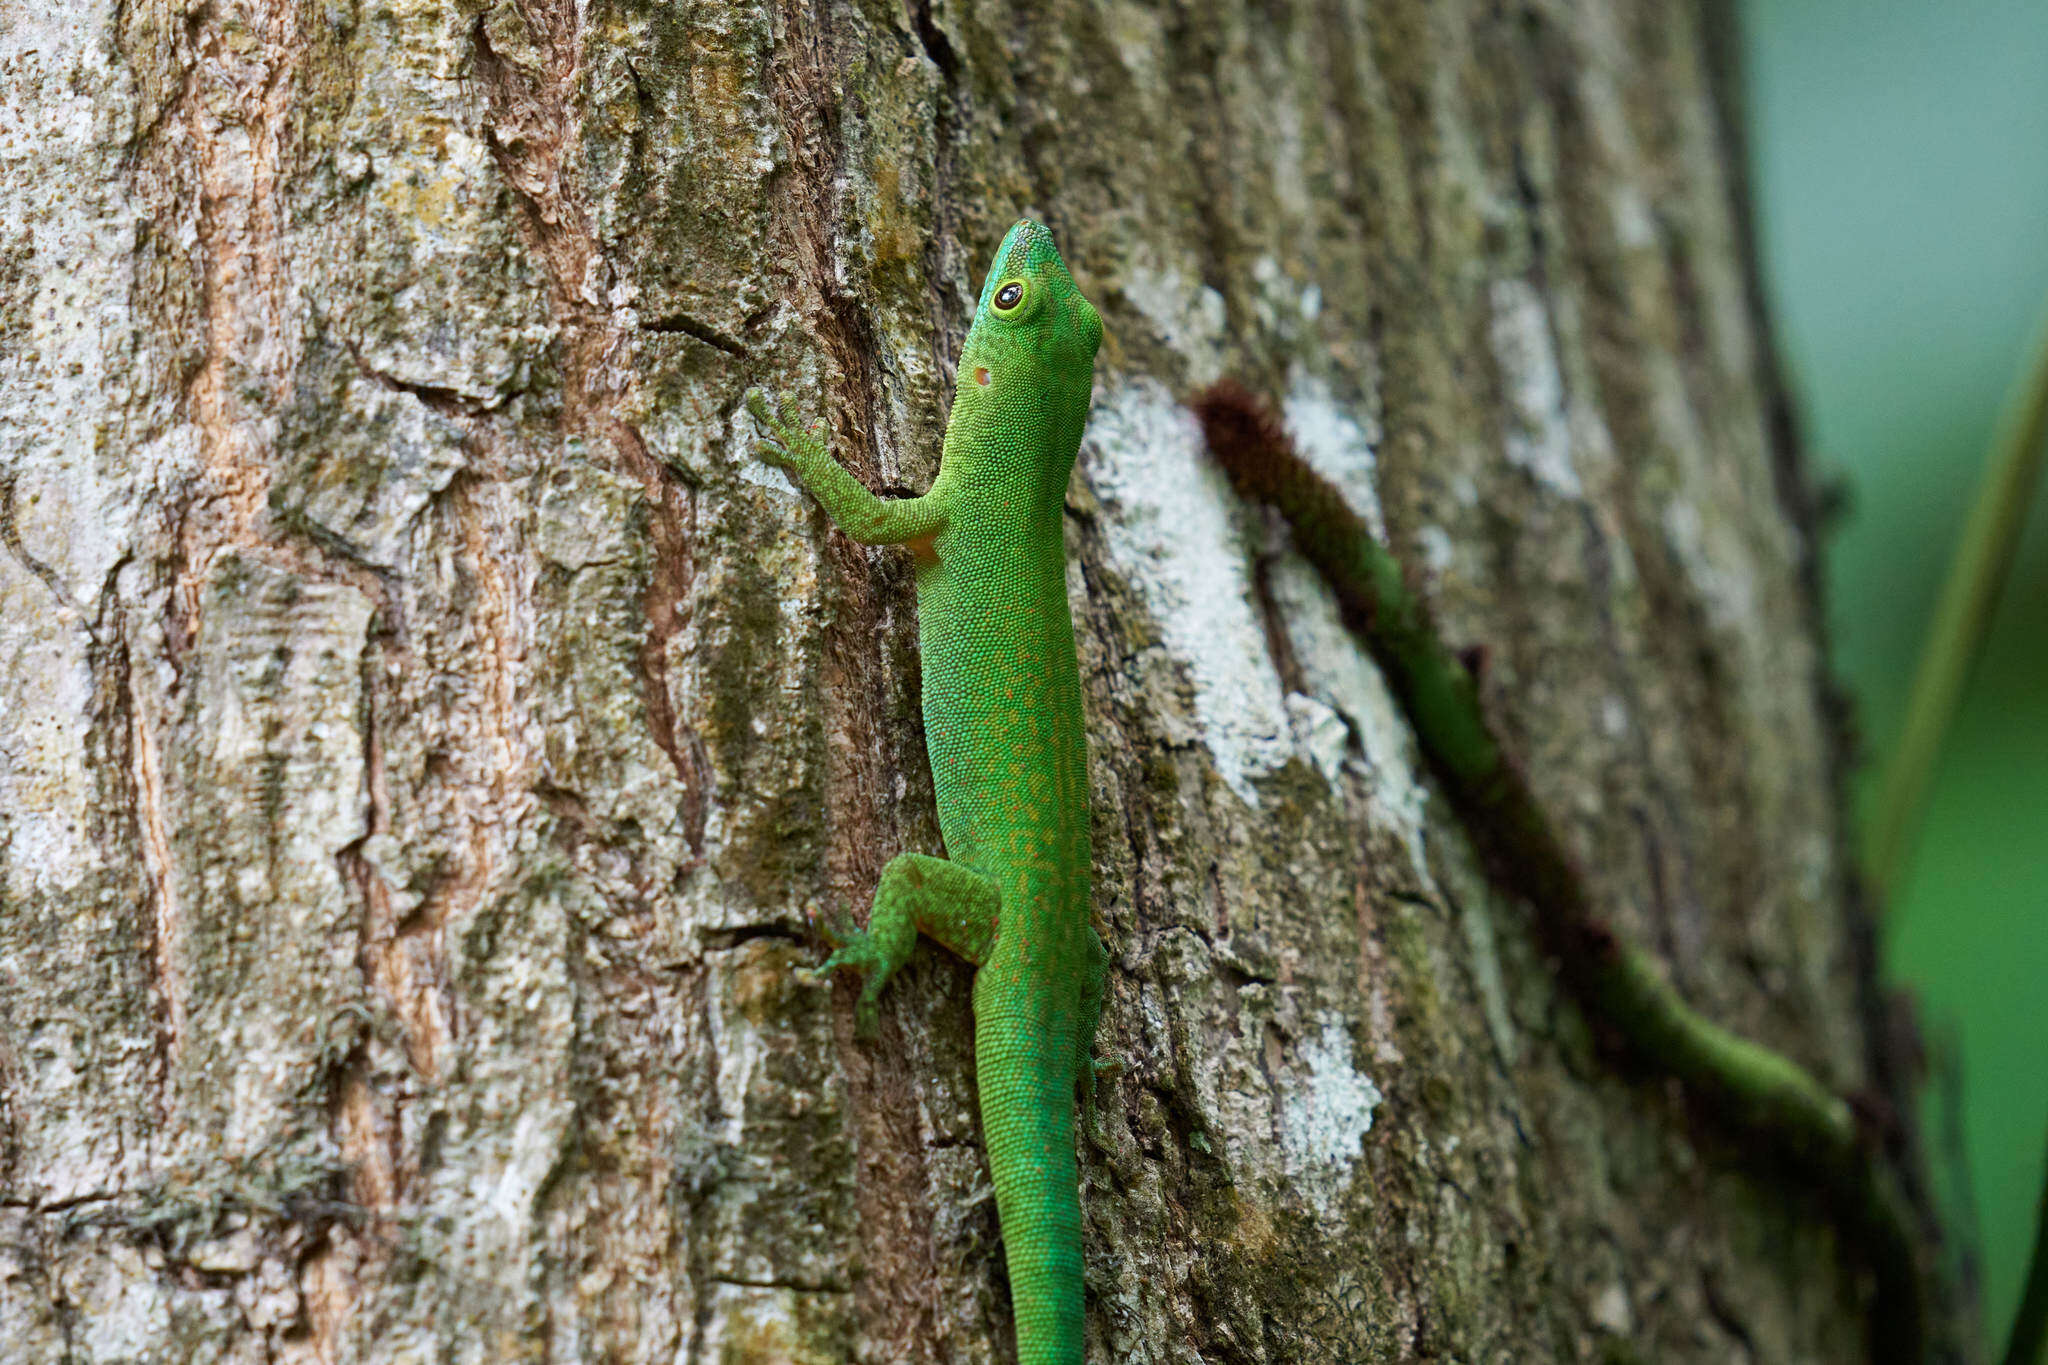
[1744, 0, 2048, 1346]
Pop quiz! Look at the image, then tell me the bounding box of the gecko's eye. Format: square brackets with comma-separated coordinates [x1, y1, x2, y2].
[992, 280, 1026, 312]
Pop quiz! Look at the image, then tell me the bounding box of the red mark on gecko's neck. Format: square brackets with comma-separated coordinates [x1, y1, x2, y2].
[974, 367, 991, 387]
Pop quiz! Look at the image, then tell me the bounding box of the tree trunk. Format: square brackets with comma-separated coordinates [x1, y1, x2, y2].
[0, 0, 1947, 1360]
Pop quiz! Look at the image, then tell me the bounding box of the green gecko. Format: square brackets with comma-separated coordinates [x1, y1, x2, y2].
[748, 218, 1107, 1365]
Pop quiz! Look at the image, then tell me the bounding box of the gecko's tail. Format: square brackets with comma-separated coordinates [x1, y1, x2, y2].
[974, 1021, 1086, 1365]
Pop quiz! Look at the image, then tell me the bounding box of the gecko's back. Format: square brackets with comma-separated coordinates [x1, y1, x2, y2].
[917, 219, 1098, 926]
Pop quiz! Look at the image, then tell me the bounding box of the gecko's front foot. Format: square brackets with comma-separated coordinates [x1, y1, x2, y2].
[744, 388, 827, 476]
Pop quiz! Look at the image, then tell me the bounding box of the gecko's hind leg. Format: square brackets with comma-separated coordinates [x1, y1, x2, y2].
[805, 852, 1000, 1039]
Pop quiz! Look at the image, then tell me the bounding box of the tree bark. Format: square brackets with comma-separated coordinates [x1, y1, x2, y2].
[0, 0, 1946, 1361]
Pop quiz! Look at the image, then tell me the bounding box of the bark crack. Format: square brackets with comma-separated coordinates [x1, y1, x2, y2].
[470, 0, 708, 852]
[123, 622, 185, 1062]
[0, 466, 89, 621]
[642, 313, 750, 358]
[346, 348, 511, 418]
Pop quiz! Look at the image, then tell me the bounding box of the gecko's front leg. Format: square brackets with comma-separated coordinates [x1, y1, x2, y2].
[748, 388, 996, 1038]
[745, 389, 948, 547]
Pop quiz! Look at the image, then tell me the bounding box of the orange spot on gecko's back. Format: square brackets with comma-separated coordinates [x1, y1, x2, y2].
[975, 367, 991, 387]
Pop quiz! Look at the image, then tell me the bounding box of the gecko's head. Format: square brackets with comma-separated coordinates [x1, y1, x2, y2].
[956, 219, 1102, 441]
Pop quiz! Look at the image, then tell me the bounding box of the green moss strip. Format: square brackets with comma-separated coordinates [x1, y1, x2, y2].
[1192, 379, 1927, 1364]
[2005, 1135, 2048, 1365]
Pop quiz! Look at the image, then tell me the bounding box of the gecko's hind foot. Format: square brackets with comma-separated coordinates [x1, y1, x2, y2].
[792, 911, 851, 982]
[798, 911, 906, 1041]
[816, 908, 863, 950]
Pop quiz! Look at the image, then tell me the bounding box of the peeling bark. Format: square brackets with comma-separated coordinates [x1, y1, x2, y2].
[0, 0, 1957, 1362]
